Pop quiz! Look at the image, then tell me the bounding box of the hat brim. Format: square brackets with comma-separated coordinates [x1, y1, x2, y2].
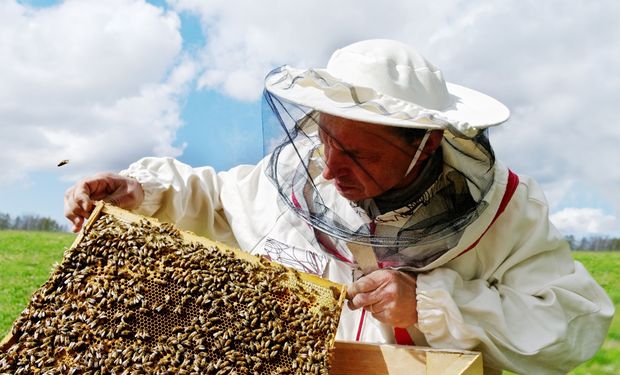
[265, 66, 510, 134]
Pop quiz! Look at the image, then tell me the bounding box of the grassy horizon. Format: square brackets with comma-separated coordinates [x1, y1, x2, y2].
[0, 230, 618, 373]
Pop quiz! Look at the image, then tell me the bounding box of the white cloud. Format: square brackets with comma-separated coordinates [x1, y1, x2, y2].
[170, 0, 620, 235]
[0, 0, 193, 186]
[2, 0, 618, 236]
[550, 208, 619, 236]
[170, 0, 477, 100]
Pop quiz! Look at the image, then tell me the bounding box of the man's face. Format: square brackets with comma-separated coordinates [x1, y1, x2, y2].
[318, 114, 432, 201]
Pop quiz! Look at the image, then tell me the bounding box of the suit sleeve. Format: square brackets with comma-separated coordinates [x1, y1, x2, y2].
[414, 176, 614, 374]
[120, 156, 254, 247]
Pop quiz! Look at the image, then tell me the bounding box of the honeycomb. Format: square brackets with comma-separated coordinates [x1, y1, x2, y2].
[0, 202, 346, 374]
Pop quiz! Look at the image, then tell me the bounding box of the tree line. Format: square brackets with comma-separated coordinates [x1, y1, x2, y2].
[565, 235, 620, 251]
[0, 212, 67, 232]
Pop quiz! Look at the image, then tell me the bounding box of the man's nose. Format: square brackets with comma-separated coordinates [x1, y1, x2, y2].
[322, 148, 348, 180]
[322, 164, 335, 180]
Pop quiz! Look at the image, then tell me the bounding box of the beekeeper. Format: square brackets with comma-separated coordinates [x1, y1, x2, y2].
[64, 39, 613, 374]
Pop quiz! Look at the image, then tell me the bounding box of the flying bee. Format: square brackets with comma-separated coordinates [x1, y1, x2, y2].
[57, 159, 69, 167]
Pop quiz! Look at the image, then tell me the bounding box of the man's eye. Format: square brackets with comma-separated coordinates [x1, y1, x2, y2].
[344, 150, 364, 159]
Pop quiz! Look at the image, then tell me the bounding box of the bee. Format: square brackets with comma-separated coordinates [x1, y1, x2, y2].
[57, 159, 69, 167]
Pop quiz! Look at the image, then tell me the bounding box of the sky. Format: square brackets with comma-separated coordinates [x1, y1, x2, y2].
[0, 0, 619, 238]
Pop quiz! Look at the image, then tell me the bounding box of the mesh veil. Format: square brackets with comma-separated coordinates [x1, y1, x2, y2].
[262, 86, 496, 270]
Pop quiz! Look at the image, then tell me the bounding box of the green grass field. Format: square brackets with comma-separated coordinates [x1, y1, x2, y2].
[567, 252, 620, 375]
[0, 230, 75, 338]
[0, 230, 618, 373]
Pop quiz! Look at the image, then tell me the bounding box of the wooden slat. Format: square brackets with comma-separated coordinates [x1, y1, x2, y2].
[331, 341, 483, 375]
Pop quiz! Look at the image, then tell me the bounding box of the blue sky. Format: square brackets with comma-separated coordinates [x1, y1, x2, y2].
[2, 0, 263, 228]
[1, 0, 619, 237]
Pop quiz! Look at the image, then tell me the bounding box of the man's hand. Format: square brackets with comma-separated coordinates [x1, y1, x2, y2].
[347, 269, 418, 328]
[64, 173, 144, 232]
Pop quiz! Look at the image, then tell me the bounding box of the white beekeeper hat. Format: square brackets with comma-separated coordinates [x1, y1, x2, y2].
[265, 39, 510, 136]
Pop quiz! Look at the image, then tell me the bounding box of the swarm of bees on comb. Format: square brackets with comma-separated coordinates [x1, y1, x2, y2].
[0, 203, 345, 374]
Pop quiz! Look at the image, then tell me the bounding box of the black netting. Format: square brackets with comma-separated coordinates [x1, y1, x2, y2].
[262, 82, 496, 270]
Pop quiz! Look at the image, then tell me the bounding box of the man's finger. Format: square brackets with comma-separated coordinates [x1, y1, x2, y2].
[347, 274, 382, 299]
[64, 185, 93, 227]
[70, 216, 84, 233]
[347, 296, 384, 311]
[348, 289, 383, 310]
[347, 270, 394, 299]
[68, 183, 94, 213]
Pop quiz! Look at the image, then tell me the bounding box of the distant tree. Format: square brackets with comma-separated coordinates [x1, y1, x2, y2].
[0, 212, 67, 232]
[13, 216, 22, 230]
[565, 235, 577, 250]
[0, 213, 10, 229]
[569, 235, 620, 251]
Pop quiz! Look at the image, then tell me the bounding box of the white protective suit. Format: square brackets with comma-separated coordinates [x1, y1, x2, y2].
[120, 142, 614, 374]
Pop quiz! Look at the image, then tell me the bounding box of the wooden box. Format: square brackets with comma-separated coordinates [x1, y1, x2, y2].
[332, 341, 483, 374]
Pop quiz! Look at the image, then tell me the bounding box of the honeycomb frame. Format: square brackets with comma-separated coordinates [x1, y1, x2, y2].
[0, 202, 346, 374]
